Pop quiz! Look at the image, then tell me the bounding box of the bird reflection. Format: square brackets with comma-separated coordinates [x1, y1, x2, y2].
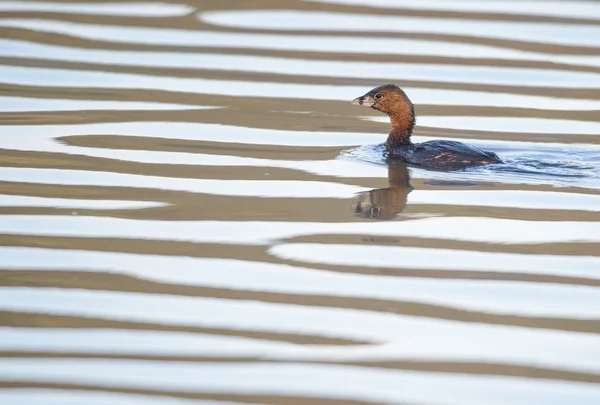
[354, 163, 413, 220]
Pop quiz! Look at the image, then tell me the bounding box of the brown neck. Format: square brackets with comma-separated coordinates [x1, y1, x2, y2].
[384, 96, 415, 146]
[386, 111, 415, 147]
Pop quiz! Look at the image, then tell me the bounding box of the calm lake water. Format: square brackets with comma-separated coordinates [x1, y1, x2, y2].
[1, 1, 600, 404]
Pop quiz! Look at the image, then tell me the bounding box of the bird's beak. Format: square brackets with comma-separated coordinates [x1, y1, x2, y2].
[351, 94, 375, 107]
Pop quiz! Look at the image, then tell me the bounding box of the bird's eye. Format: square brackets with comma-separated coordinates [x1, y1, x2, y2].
[374, 93, 383, 99]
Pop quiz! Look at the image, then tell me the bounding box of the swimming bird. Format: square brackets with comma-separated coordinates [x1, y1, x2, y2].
[352, 84, 502, 170]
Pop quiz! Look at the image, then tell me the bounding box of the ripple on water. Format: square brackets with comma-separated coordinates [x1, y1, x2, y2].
[0, 1, 194, 16]
[200, 10, 600, 47]
[343, 141, 600, 187]
[303, 0, 600, 21]
[1, 286, 599, 359]
[3, 247, 600, 318]
[3, 39, 600, 88]
[1, 359, 600, 405]
[267, 243, 600, 280]
[3, 19, 600, 68]
[0, 389, 247, 405]
[1, 326, 599, 375]
[0, 96, 215, 112]
[0, 195, 166, 210]
[1, 215, 599, 244]
[0, 167, 368, 199]
[4, 64, 600, 110]
[355, 115, 600, 182]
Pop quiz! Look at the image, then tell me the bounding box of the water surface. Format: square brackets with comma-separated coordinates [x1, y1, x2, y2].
[0, 1, 599, 404]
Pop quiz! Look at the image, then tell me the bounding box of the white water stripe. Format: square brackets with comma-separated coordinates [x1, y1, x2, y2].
[418, 116, 600, 135]
[0, 214, 599, 244]
[0, 120, 379, 147]
[0, 327, 294, 357]
[201, 10, 600, 48]
[2, 39, 600, 88]
[0, 389, 245, 405]
[0, 194, 166, 210]
[0, 167, 366, 198]
[3, 65, 600, 111]
[269, 243, 600, 278]
[0, 2, 194, 17]
[303, 0, 600, 21]
[3, 19, 600, 68]
[2, 246, 600, 318]
[1, 325, 599, 375]
[410, 189, 600, 212]
[1, 359, 599, 405]
[0, 96, 217, 112]
[0, 287, 599, 371]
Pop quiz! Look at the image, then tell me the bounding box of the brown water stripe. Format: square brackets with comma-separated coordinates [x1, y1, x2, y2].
[0, 352, 598, 383]
[1, 236, 599, 284]
[0, 311, 366, 346]
[1, 271, 598, 334]
[0, 382, 387, 405]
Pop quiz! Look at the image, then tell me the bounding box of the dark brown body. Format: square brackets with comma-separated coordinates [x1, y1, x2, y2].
[352, 84, 502, 171]
[388, 140, 501, 171]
